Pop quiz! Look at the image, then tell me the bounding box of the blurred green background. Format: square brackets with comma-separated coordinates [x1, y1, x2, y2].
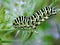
[0, 0, 60, 45]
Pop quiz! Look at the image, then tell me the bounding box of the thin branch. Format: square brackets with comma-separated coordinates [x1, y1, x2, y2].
[0, 40, 20, 43]
[56, 24, 60, 38]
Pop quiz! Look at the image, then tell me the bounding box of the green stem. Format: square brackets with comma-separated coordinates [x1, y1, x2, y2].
[0, 40, 20, 43]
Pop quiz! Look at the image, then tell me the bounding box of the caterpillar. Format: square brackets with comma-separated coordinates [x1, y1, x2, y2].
[13, 6, 56, 29]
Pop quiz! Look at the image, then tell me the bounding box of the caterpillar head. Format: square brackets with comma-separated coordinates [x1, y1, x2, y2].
[51, 7, 57, 15]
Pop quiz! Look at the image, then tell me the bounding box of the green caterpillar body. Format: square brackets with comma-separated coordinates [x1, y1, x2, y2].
[13, 6, 56, 29]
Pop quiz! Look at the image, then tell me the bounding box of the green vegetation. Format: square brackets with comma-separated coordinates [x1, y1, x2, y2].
[0, 0, 60, 45]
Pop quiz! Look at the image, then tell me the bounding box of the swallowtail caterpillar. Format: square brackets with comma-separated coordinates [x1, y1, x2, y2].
[13, 6, 56, 29]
